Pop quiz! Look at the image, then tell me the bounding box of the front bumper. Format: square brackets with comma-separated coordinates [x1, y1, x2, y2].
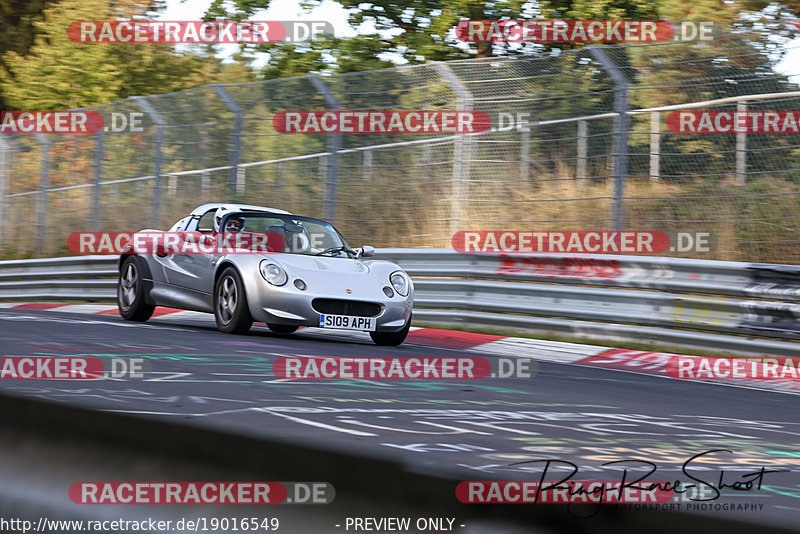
[243, 269, 413, 332]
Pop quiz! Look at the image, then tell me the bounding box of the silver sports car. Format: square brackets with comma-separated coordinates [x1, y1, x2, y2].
[116, 203, 414, 345]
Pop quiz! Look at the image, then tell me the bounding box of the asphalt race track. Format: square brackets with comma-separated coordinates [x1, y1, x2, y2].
[0, 307, 798, 531]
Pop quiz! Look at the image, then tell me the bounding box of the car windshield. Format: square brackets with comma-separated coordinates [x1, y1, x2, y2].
[221, 213, 354, 257]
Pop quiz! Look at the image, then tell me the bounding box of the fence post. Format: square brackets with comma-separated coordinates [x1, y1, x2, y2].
[520, 128, 530, 184]
[211, 84, 243, 200]
[201, 172, 210, 200]
[650, 111, 660, 182]
[318, 155, 327, 184]
[363, 150, 372, 182]
[422, 143, 432, 167]
[91, 130, 103, 231]
[0, 137, 11, 246]
[236, 167, 245, 194]
[308, 75, 341, 221]
[434, 63, 472, 236]
[34, 134, 51, 253]
[279, 161, 287, 186]
[576, 120, 587, 186]
[200, 129, 211, 200]
[736, 101, 747, 185]
[133, 96, 166, 227]
[590, 47, 629, 232]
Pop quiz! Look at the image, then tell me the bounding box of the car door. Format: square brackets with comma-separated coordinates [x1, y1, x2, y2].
[161, 209, 217, 295]
[143, 215, 194, 287]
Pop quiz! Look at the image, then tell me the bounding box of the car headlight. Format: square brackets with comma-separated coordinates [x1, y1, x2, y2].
[260, 260, 288, 286]
[390, 270, 409, 296]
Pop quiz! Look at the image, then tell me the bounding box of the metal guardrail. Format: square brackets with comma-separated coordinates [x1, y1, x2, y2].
[0, 251, 799, 355]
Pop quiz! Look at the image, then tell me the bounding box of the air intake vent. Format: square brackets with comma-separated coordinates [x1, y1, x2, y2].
[312, 299, 381, 317]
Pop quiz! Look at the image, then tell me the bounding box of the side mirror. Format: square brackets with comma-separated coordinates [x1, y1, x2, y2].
[358, 245, 375, 258]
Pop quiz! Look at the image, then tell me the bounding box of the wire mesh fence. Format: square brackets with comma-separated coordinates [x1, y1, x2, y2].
[1, 37, 799, 262]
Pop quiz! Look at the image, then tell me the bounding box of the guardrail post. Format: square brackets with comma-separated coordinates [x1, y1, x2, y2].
[650, 111, 660, 182]
[0, 137, 11, 246]
[590, 47, 629, 232]
[34, 134, 51, 253]
[576, 120, 587, 186]
[736, 101, 747, 185]
[363, 150, 372, 182]
[308, 75, 341, 221]
[133, 96, 166, 227]
[91, 130, 103, 231]
[211, 84, 243, 200]
[434, 63, 473, 236]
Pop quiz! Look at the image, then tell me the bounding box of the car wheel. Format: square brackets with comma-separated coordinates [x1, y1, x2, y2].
[369, 313, 412, 346]
[267, 324, 299, 334]
[214, 267, 253, 334]
[117, 256, 155, 322]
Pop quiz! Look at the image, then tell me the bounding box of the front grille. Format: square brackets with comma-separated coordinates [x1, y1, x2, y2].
[312, 298, 381, 317]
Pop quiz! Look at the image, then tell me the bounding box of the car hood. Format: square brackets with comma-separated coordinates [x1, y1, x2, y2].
[269, 253, 391, 275]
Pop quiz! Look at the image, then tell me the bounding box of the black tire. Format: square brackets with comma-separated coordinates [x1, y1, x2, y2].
[267, 323, 299, 334]
[214, 267, 254, 334]
[370, 313, 412, 346]
[117, 256, 155, 322]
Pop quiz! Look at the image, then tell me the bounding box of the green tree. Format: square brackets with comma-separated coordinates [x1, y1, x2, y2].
[0, 0, 57, 109]
[207, 0, 530, 70]
[0, 0, 257, 110]
[259, 36, 396, 79]
[0, 0, 126, 109]
[208, 0, 800, 76]
[0, 0, 55, 57]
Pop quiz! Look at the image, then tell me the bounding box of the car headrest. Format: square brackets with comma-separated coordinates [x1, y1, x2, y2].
[267, 225, 288, 251]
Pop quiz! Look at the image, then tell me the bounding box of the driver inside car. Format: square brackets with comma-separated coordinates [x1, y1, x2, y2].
[225, 216, 244, 232]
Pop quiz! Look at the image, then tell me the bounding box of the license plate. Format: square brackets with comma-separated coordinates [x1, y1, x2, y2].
[319, 314, 376, 331]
